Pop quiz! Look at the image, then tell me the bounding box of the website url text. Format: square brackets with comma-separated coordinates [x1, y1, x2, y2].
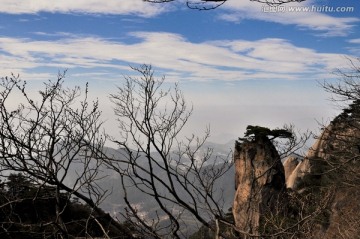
[262, 5, 355, 13]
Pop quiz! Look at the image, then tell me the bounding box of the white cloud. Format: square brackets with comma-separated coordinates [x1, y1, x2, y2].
[346, 39, 360, 56]
[0, 0, 357, 36]
[217, 0, 359, 36]
[0, 32, 351, 81]
[0, 0, 167, 17]
[348, 39, 360, 44]
[0, 31, 345, 142]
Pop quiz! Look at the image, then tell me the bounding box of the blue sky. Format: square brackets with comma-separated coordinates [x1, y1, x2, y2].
[0, 0, 359, 142]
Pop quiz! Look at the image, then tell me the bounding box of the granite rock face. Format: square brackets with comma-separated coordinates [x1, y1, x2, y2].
[283, 113, 360, 238]
[285, 126, 331, 190]
[233, 137, 285, 236]
[283, 156, 299, 188]
[233, 109, 360, 238]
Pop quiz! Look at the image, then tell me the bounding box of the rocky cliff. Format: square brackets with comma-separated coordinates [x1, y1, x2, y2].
[284, 129, 328, 190]
[285, 108, 360, 238]
[233, 136, 285, 236]
[233, 103, 360, 238]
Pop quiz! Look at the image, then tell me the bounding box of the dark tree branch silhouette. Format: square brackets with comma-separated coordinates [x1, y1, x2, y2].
[238, 124, 311, 160]
[108, 64, 233, 238]
[318, 57, 360, 187]
[0, 73, 122, 238]
[144, 0, 306, 10]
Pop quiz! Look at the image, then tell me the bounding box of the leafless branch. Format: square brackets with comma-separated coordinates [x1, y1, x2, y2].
[107, 64, 233, 238]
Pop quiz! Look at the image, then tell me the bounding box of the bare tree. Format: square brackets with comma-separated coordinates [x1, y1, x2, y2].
[278, 57, 360, 239]
[144, 0, 306, 10]
[0, 73, 121, 238]
[319, 57, 360, 187]
[108, 64, 233, 238]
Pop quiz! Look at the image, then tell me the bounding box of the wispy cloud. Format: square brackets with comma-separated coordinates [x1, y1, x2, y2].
[0, 0, 168, 17]
[0, 1, 357, 36]
[0, 32, 351, 81]
[0, 0, 358, 35]
[347, 39, 360, 56]
[217, 1, 359, 36]
[348, 39, 360, 44]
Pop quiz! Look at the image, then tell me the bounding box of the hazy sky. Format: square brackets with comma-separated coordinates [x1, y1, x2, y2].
[0, 0, 359, 143]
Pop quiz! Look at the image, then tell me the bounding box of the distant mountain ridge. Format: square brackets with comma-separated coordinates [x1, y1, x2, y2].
[97, 140, 235, 236]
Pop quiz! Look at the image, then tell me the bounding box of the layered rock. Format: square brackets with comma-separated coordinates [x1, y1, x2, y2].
[233, 136, 285, 236]
[283, 156, 299, 188]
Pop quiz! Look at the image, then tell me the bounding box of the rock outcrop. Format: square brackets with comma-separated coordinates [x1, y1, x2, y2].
[233, 103, 360, 238]
[284, 108, 360, 238]
[233, 136, 285, 236]
[283, 156, 299, 187]
[285, 124, 333, 190]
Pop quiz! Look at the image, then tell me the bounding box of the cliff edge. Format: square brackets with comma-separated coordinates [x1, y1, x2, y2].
[233, 135, 285, 236]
